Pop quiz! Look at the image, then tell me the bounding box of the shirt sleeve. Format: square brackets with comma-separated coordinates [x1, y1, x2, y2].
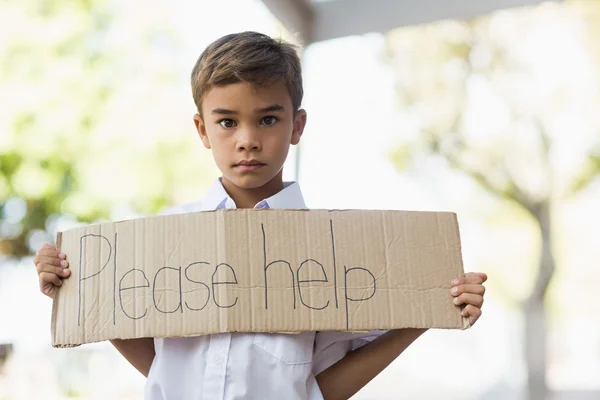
[311, 330, 388, 375]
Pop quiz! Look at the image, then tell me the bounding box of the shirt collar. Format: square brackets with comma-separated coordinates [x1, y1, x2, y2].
[201, 178, 307, 211]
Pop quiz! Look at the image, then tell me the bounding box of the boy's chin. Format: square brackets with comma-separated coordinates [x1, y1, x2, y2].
[223, 173, 280, 190]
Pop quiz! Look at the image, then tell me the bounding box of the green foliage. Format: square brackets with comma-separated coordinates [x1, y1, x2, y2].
[387, 1, 600, 206]
[0, 150, 81, 256]
[0, 0, 113, 257]
[385, 1, 600, 307]
[0, 0, 209, 259]
[568, 151, 600, 196]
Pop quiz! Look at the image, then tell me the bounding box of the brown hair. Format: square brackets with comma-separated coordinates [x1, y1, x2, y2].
[190, 31, 303, 116]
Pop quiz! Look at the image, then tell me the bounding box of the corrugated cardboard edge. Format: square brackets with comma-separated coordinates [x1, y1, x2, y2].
[453, 213, 472, 331]
[51, 231, 79, 348]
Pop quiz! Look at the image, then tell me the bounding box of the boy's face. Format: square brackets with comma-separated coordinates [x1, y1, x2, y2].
[194, 80, 306, 191]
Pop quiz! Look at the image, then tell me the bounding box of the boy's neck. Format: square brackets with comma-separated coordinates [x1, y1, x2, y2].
[221, 173, 285, 209]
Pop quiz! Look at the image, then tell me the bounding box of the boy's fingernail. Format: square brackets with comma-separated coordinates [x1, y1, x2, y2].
[59, 253, 66, 259]
[451, 287, 458, 295]
[453, 297, 460, 305]
[60, 260, 67, 267]
[451, 279, 460, 286]
[63, 269, 71, 276]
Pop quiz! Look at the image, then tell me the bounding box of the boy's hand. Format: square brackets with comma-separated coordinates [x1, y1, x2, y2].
[450, 272, 487, 326]
[34, 243, 70, 299]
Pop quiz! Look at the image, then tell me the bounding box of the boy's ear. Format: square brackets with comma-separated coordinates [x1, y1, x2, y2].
[291, 109, 307, 146]
[193, 113, 211, 149]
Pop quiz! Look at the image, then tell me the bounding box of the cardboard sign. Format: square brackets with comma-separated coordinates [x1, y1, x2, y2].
[51, 209, 468, 347]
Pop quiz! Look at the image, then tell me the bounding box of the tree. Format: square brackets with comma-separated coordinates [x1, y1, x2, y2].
[385, 1, 600, 398]
[0, 0, 116, 258]
[0, 0, 214, 261]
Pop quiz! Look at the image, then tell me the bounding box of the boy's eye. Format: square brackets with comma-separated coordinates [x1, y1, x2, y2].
[219, 119, 236, 128]
[261, 116, 278, 126]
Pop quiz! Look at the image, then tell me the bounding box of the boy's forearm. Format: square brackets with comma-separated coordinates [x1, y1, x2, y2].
[110, 338, 155, 377]
[315, 328, 427, 400]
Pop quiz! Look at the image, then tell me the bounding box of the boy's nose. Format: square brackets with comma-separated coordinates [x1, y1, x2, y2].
[236, 129, 261, 151]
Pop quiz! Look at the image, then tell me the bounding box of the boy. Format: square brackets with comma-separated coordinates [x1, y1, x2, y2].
[34, 31, 487, 399]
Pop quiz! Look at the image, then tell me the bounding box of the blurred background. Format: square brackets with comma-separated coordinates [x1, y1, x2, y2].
[1, 0, 599, 399]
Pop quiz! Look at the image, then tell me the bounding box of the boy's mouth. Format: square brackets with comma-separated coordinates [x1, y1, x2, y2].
[234, 160, 265, 171]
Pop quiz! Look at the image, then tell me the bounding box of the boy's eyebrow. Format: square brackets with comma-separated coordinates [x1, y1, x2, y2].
[255, 105, 285, 113]
[211, 108, 237, 115]
[210, 105, 284, 115]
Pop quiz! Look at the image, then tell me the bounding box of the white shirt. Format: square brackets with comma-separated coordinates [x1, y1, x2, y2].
[145, 178, 384, 400]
